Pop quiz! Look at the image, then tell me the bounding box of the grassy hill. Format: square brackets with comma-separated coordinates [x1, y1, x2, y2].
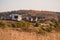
[0, 10, 60, 40]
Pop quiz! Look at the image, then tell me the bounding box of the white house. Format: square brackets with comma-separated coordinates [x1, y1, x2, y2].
[34, 17, 38, 22]
[10, 14, 22, 21]
[26, 16, 38, 22]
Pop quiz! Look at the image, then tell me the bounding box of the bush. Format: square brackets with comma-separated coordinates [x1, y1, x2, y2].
[11, 23, 17, 28]
[34, 22, 40, 27]
[0, 22, 9, 28]
[7, 24, 12, 28]
[41, 26, 53, 32]
[38, 28, 47, 35]
[55, 22, 60, 27]
[11, 21, 30, 29]
[0, 22, 5, 27]
[45, 21, 55, 26]
[46, 27, 53, 32]
[0, 21, 30, 28]
[37, 26, 54, 35]
[41, 26, 47, 31]
[11, 22, 24, 28]
[15, 22, 23, 28]
[21, 21, 30, 29]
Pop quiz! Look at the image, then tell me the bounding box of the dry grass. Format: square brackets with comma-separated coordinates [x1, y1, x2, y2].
[0, 28, 60, 40]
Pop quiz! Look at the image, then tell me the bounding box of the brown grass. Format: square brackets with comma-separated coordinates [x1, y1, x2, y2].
[0, 28, 60, 40]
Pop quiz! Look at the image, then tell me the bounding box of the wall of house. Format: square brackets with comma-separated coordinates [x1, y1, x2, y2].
[11, 14, 22, 21]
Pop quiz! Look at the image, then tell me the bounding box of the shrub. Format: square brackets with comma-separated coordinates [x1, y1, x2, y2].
[46, 27, 53, 32]
[11, 21, 30, 29]
[38, 28, 47, 35]
[33, 22, 40, 27]
[41, 26, 47, 31]
[15, 22, 23, 28]
[11, 23, 17, 28]
[38, 25, 54, 34]
[0, 22, 9, 28]
[21, 21, 30, 29]
[7, 24, 12, 28]
[41, 26, 53, 32]
[45, 21, 55, 26]
[55, 22, 60, 27]
[11, 22, 23, 28]
[0, 22, 6, 28]
[40, 19, 45, 23]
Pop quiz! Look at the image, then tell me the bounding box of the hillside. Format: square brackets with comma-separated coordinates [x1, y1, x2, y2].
[0, 10, 60, 40]
[0, 10, 60, 21]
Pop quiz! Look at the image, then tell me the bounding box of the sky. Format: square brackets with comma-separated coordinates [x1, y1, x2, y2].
[0, 0, 60, 12]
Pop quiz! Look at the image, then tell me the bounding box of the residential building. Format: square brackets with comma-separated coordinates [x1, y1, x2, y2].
[10, 14, 22, 21]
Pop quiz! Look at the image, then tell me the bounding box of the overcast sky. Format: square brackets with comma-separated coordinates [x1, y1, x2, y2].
[0, 0, 60, 12]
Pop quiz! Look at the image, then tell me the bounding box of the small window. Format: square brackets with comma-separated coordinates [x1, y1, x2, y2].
[14, 16, 18, 18]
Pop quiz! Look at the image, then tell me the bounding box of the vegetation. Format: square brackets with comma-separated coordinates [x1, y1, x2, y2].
[0, 20, 59, 35]
[34, 22, 40, 27]
[38, 28, 46, 35]
[0, 22, 5, 27]
[55, 22, 60, 27]
[9, 21, 30, 29]
[0, 10, 60, 35]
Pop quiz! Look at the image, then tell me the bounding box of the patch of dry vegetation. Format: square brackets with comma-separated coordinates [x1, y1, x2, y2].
[0, 28, 60, 40]
[0, 20, 60, 35]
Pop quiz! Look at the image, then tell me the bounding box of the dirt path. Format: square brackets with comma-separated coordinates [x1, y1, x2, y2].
[0, 28, 60, 40]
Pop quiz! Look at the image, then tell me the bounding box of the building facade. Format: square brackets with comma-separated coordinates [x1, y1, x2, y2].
[10, 14, 22, 21]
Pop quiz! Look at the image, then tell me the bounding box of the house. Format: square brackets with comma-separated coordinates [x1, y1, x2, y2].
[25, 16, 33, 21]
[26, 16, 38, 22]
[10, 14, 22, 21]
[33, 16, 38, 22]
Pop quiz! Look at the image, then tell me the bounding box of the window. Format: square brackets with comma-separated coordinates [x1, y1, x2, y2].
[14, 16, 18, 18]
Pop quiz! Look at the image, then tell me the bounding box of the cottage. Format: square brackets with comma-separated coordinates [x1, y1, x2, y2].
[26, 16, 38, 22]
[10, 14, 22, 21]
[33, 17, 38, 22]
[25, 16, 33, 21]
